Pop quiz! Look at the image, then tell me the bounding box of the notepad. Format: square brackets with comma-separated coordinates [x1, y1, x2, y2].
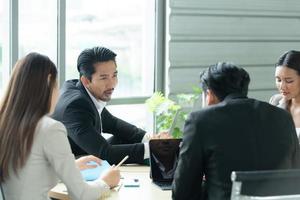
[80, 160, 111, 181]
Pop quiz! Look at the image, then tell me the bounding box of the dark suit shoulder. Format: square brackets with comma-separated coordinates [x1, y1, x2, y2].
[188, 102, 227, 122]
[61, 80, 83, 98]
[52, 79, 95, 121]
[190, 98, 291, 124]
[250, 98, 292, 119]
[59, 80, 92, 106]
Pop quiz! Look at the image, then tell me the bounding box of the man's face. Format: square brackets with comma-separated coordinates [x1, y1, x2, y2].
[85, 60, 118, 102]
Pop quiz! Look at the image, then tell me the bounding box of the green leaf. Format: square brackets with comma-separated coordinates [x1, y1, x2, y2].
[172, 127, 182, 139]
[145, 90, 202, 138]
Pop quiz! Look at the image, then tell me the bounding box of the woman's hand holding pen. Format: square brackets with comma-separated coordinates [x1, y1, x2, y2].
[101, 166, 121, 188]
[101, 155, 129, 188]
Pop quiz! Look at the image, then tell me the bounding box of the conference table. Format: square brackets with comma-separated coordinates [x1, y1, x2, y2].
[49, 165, 171, 200]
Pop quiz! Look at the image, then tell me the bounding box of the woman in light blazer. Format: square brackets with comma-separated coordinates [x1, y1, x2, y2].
[0, 52, 120, 200]
[270, 50, 300, 138]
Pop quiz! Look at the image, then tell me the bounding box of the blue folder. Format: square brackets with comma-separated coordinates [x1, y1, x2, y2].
[80, 160, 111, 181]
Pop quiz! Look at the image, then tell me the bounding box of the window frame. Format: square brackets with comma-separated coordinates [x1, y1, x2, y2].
[6, 0, 165, 105]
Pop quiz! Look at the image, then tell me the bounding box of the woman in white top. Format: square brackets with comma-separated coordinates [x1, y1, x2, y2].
[270, 50, 300, 138]
[0, 52, 120, 200]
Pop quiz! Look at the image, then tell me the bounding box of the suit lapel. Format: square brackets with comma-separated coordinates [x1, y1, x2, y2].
[76, 81, 102, 132]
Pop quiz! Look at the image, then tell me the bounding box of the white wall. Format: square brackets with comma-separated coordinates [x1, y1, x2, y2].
[167, 0, 300, 102]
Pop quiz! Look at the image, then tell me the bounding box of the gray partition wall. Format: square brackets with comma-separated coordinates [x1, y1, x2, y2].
[167, 0, 300, 102]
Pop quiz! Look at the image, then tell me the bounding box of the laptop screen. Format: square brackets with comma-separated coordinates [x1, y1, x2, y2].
[149, 138, 182, 182]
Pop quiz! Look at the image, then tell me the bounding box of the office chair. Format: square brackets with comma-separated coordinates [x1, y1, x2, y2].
[0, 183, 5, 200]
[230, 169, 300, 200]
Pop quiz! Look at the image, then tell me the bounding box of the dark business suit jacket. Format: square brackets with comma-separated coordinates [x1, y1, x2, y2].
[52, 79, 146, 164]
[172, 94, 300, 200]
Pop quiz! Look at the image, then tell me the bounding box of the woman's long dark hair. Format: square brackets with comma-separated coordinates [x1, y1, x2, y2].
[0, 52, 57, 182]
[276, 50, 300, 74]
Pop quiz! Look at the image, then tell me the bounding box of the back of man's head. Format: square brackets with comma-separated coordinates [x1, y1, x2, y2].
[77, 46, 117, 80]
[200, 62, 250, 101]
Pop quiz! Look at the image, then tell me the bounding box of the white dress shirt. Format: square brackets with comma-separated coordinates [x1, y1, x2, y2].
[84, 86, 150, 159]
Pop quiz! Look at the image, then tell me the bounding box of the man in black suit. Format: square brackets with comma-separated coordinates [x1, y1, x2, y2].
[172, 62, 300, 200]
[52, 46, 168, 164]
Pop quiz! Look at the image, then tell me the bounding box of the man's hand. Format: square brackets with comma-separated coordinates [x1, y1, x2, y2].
[151, 131, 172, 139]
[75, 155, 102, 170]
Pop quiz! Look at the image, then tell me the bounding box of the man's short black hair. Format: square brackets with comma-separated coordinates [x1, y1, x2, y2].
[77, 46, 117, 80]
[200, 62, 250, 101]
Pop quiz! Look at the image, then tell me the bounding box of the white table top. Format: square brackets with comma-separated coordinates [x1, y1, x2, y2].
[49, 165, 171, 200]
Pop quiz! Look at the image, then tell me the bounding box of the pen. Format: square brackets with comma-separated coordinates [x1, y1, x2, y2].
[116, 155, 129, 168]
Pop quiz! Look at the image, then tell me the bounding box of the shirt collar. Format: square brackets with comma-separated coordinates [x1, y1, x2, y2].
[84, 86, 106, 112]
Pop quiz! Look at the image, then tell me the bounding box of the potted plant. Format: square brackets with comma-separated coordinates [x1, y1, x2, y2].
[146, 87, 201, 138]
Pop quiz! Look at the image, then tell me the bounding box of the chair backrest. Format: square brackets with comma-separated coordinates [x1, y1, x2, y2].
[0, 183, 4, 200]
[230, 169, 300, 200]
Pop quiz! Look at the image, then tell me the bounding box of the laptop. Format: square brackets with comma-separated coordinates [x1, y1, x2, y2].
[149, 138, 182, 190]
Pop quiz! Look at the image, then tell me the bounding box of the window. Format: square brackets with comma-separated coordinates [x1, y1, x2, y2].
[66, 0, 156, 131]
[107, 104, 153, 132]
[18, 0, 57, 62]
[0, 0, 9, 96]
[2, 0, 159, 132]
[66, 0, 155, 98]
[0, 0, 4, 89]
